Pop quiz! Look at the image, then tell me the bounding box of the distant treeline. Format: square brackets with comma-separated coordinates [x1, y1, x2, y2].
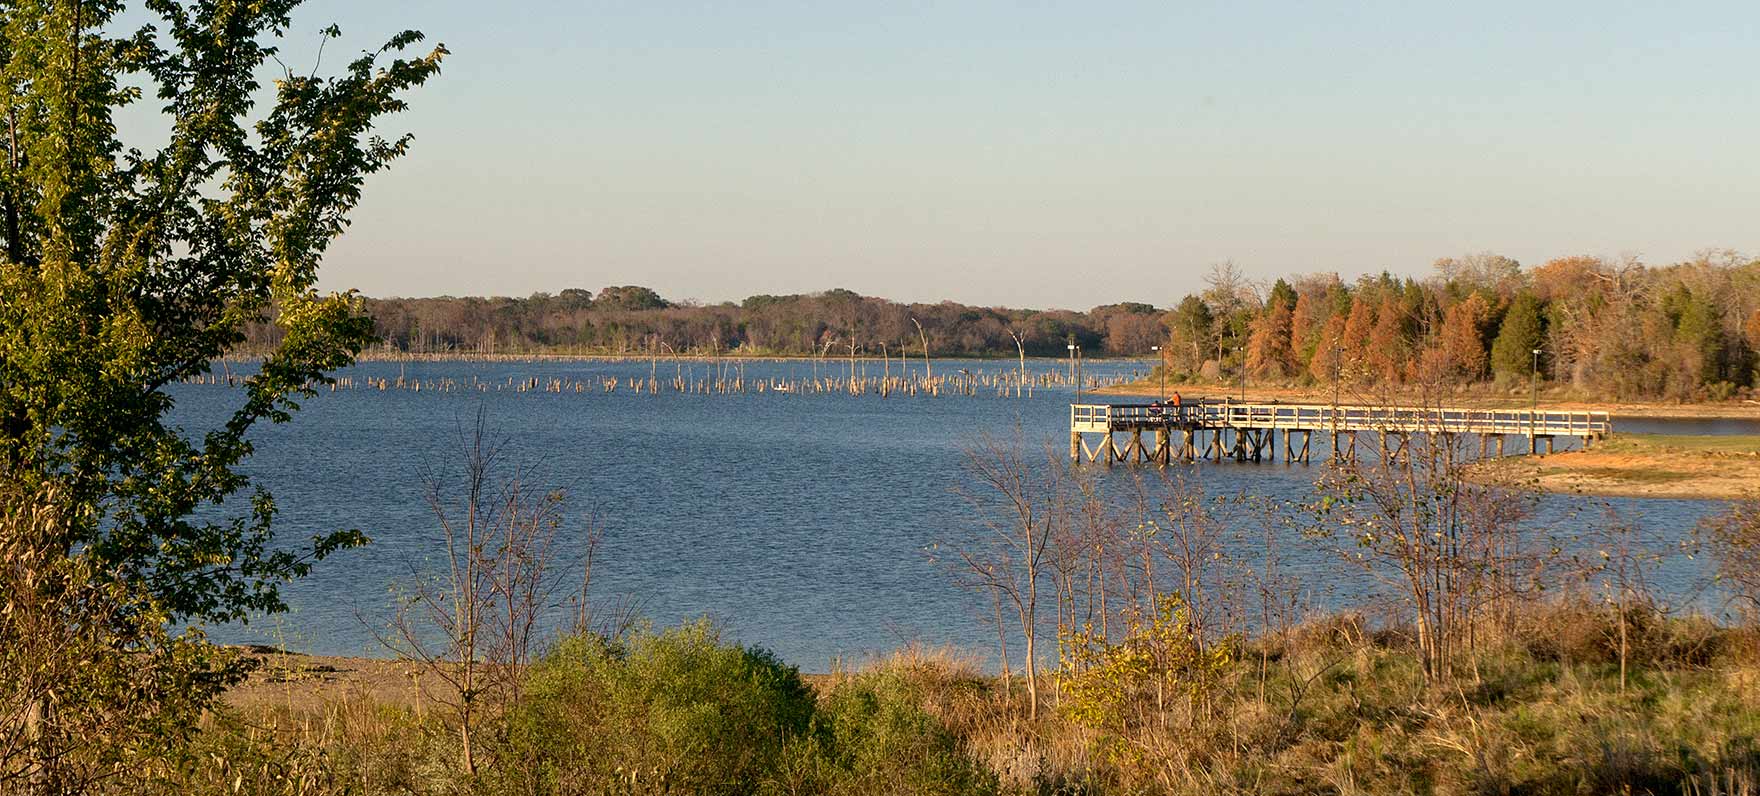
[1194, 251, 1760, 401]
[246, 251, 1760, 400]
[306, 285, 1169, 359]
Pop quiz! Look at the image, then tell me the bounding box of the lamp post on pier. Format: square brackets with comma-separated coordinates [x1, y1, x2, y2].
[1068, 343, 1080, 402]
[1530, 347, 1542, 447]
[1331, 343, 1342, 432]
[1237, 345, 1247, 402]
[1150, 345, 1163, 402]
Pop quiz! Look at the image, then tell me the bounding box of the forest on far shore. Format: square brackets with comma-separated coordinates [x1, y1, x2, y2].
[252, 250, 1760, 401]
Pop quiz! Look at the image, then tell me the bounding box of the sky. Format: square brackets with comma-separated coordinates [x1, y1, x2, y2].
[206, 1, 1760, 308]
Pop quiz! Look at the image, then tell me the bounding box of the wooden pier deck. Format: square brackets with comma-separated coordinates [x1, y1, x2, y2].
[1070, 401, 1612, 465]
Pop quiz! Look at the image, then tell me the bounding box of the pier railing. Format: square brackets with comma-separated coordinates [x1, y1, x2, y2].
[1071, 402, 1612, 438]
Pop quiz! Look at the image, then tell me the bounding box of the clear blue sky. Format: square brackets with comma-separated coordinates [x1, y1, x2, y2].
[271, 1, 1757, 308]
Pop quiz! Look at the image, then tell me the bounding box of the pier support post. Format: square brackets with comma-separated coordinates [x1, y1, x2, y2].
[1070, 430, 1081, 463]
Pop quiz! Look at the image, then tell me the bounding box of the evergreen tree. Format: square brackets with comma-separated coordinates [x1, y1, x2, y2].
[1491, 292, 1547, 380]
[1267, 278, 1298, 312]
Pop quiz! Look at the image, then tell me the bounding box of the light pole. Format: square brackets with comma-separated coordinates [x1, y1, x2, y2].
[1331, 344, 1342, 430]
[1237, 345, 1247, 402]
[1068, 343, 1079, 402]
[1150, 345, 1163, 402]
[1530, 347, 1542, 441]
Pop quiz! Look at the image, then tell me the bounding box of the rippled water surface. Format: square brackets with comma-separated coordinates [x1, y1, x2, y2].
[170, 359, 1753, 669]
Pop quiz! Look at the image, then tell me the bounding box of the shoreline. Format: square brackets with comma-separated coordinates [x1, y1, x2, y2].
[1468, 433, 1760, 500]
[218, 351, 1157, 365]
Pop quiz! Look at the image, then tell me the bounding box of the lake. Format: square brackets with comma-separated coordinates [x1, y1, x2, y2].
[171, 358, 1750, 670]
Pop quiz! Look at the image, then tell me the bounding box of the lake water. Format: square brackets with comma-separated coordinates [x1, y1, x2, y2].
[170, 359, 1752, 670]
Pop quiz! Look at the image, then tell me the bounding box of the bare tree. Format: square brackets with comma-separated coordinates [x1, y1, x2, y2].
[1576, 505, 1676, 693]
[375, 409, 583, 775]
[1310, 402, 1540, 685]
[912, 317, 933, 384]
[942, 432, 1069, 720]
[1698, 498, 1760, 624]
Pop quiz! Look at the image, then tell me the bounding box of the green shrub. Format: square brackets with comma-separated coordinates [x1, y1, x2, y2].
[780, 670, 997, 796]
[491, 621, 816, 795]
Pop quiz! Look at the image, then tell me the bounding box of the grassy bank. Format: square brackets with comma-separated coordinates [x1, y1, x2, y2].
[126, 603, 1760, 796]
[1473, 433, 1760, 499]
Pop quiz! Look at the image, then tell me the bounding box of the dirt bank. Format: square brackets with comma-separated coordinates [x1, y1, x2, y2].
[1469, 433, 1760, 500]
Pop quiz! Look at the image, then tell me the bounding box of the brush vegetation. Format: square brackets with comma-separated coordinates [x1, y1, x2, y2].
[123, 603, 1760, 796]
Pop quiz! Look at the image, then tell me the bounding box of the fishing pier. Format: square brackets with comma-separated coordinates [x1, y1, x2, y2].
[1069, 401, 1613, 465]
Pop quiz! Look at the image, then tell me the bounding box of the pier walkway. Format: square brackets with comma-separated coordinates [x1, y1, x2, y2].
[1069, 401, 1612, 465]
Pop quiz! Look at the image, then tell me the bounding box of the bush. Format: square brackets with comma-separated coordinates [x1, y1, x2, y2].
[779, 670, 997, 796]
[492, 622, 816, 795]
[489, 624, 996, 796]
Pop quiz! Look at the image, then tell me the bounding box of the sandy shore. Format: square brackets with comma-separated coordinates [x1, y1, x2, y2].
[222, 648, 435, 711]
[1469, 433, 1760, 500]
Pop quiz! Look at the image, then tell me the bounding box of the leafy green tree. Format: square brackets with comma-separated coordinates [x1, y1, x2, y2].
[1666, 285, 1730, 385]
[1491, 292, 1546, 380]
[1166, 294, 1213, 374]
[0, 0, 442, 781]
[594, 284, 670, 311]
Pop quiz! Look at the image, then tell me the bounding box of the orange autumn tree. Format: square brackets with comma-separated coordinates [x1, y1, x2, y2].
[1367, 294, 1414, 383]
[1246, 301, 1296, 379]
[1309, 315, 1349, 384]
[1438, 293, 1494, 379]
[1341, 296, 1377, 379]
[1289, 292, 1318, 363]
